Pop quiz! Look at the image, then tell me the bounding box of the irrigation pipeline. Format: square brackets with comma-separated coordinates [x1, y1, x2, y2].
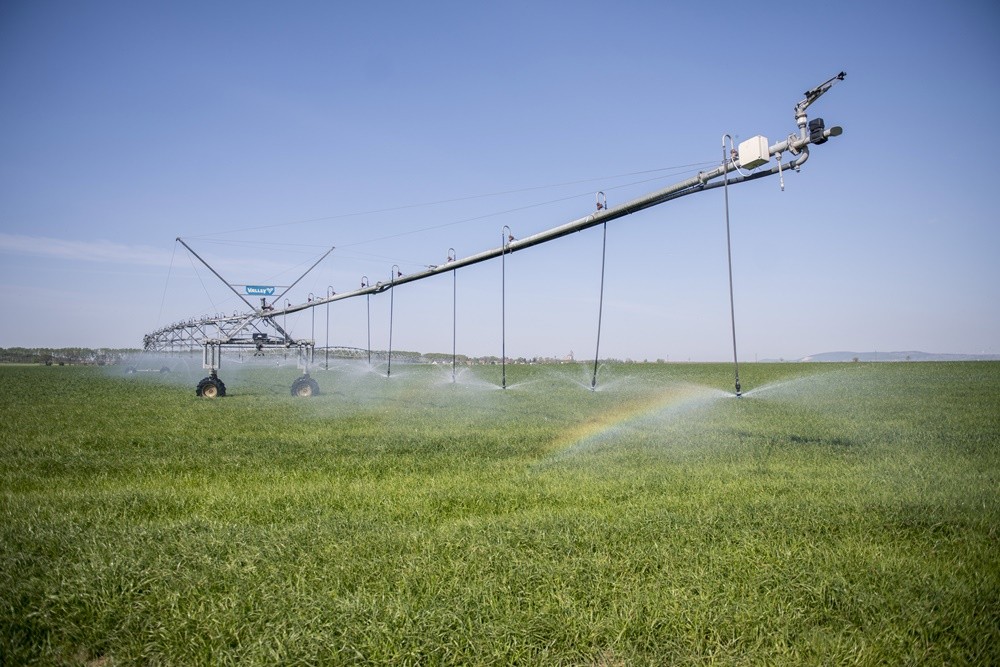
[145, 75, 846, 357]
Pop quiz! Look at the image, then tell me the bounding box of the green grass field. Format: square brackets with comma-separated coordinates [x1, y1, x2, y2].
[1, 361, 998, 665]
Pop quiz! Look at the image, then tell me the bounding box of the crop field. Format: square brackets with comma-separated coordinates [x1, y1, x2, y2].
[1, 361, 998, 665]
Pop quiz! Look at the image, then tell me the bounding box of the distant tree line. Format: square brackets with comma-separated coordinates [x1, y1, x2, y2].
[0, 348, 141, 366]
[0, 346, 676, 367]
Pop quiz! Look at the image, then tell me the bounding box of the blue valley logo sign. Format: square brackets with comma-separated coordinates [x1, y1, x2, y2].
[245, 285, 276, 296]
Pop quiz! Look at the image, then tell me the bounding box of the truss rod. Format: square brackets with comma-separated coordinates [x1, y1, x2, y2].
[176, 237, 257, 311]
[275, 246, 335, 304]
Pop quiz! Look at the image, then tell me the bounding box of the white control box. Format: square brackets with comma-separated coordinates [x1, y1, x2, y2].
[738, 135, 770, 170]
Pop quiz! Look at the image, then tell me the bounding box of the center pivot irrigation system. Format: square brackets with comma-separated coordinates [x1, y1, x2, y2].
[143, 73, 846, 399]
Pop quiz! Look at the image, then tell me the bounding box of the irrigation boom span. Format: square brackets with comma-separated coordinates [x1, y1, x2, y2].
[144, 73, 846, 396]
[261, 73, 844, 315]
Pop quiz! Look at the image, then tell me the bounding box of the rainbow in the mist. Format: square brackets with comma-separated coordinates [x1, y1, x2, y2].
[544, 383, 733, 460]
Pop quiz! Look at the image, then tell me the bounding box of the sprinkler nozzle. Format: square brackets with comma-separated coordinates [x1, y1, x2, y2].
[735, 379, 742, 397]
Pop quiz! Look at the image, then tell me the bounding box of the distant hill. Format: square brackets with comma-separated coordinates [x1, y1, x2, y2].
[793, 351, 1000, 362]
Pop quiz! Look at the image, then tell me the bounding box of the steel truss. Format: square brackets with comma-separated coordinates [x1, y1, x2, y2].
[143, 312, 305, 355]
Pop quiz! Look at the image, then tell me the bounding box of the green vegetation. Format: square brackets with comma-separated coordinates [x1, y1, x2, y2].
[0, 348, 139, 366]
[1, 362, 998, 665]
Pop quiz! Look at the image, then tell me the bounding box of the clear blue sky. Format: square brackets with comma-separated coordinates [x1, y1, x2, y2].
[1, 0, 998, 361]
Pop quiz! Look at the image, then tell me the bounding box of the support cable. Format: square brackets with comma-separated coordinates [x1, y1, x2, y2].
[722, 136, 742, 397]
[156, 240, 178, 327]
[284, 300, 291, 345]
[591, 220, 608, 390]
[361, 276, 372, 367]
[501, 226, 512, 390]
[325, 286, 334, 370]
[186, 250, 219, 314]
[255, 111, 835, 323]
[387, 266, 400, 377]
[177, 237, 256, 311]
[274, 246, 335, 303]
[448, 248, 457, 382]
[187, 162, 716, 240]
[334, 171, 707, 252]
[309, 293, 315, 339]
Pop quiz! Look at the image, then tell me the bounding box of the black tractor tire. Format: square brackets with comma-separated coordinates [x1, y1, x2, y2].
[196, 376, 226, 398]
[291, 375, 320, 397]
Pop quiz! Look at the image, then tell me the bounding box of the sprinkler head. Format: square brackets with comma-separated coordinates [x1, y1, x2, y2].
[735, 379, 742, 397]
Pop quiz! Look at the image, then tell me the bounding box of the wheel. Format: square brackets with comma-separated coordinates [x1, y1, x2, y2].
[291, 375, 319, 397]
[196, 376, 226, 398]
